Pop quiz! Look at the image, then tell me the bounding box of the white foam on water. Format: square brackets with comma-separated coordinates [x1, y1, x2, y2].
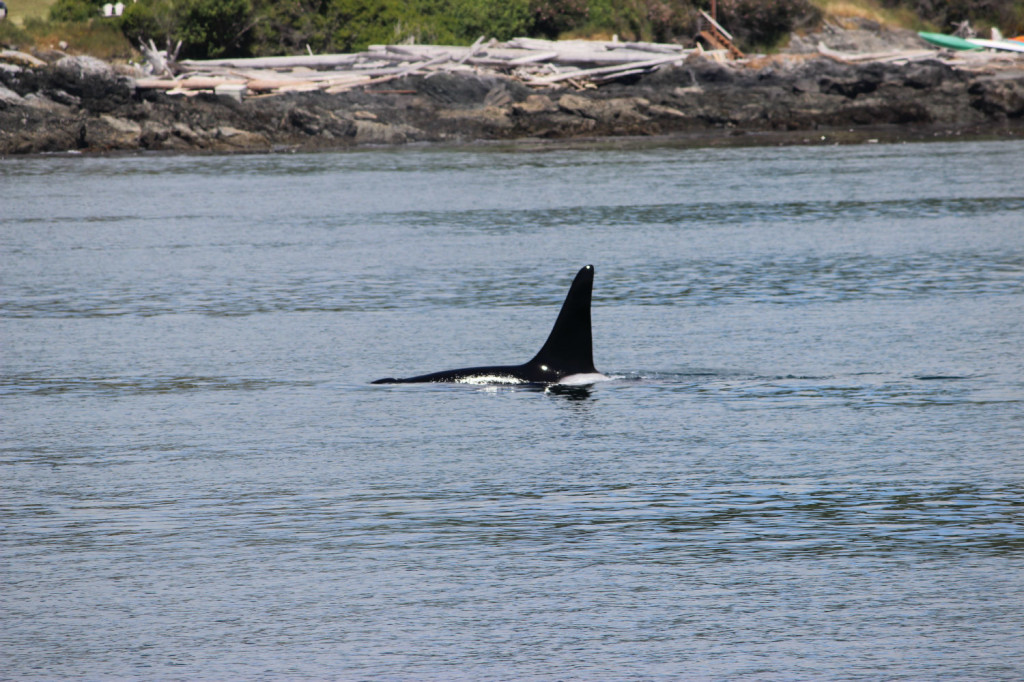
[455, 375, 527, 385]
[556, 373, 611, 386]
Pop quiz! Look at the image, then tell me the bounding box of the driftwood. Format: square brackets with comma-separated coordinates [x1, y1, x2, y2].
[145, 36, 699, 97]
[178, 53, 362, 70]
[529, 54, 689, 84]
[0, 50, 47, 67]
[816, 43, 941, 64]
[138, 33, 1019, 100]
[138, 38, 181, 77]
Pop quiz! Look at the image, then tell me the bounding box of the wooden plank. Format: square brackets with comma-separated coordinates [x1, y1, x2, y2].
[134, 78, 180, 89]
[1, 49, 47, 67]
[179, 54, 361, 70]
[609, 41, 683, 54]
[507, 51, 560, 65]
[699, 10, 734, 41]
[457, 35, 487, 64]
[245, 78, 312, 91]
[816, 43, 939, 63]
[176, 77, 247, 89]
[591, 67, 661, 83]
[528, 54, 686, 84]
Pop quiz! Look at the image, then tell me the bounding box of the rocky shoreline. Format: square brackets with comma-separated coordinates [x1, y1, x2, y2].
[3, 42, 1024, 155]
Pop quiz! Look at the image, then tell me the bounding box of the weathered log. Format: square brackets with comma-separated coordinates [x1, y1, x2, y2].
[178, 54, 362, 70]
[507, 51, 560, 65]
[0, 50, 47, 67]
[176, 77, 248, 89]
[457, 36, 487, 64]
[528, 54, 687, 84]
[611, 41, 684, 54]
[816, 42, 939, 63]
[134, 78, 179, 89]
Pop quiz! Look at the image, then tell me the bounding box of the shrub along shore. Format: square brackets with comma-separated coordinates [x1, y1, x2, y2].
[2, 22, 1024, 156]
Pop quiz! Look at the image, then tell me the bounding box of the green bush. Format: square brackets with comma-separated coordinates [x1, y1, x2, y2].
[247, 0, 530, 57]
[119, 0, 179, 47]
[49, 0, 105, 23]
[119, 0, 253, 58]
[324, 0, 403, 52]
[175, 0, 254, 58]
[569, 0, 695, 43]
[249, 0, 332, 54]
[530, 0, 589, 38]
[0, 20, 32, 48]
[715, 0, 821, 50]
[450, 0, 532, 41]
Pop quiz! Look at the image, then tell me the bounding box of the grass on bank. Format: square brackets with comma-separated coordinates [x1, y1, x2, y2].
[4, 0, 57, 25]
[1, 0, 135, 59]
[810, 0, 926, 29]
[1, 18, 134, 58]
[815, 0, 1024, 36]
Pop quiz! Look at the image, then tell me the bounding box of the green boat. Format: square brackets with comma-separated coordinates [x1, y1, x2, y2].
[918, 32, 984, 51]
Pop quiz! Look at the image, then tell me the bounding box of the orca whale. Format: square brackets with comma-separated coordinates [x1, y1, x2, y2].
[372, 265, 604, 385]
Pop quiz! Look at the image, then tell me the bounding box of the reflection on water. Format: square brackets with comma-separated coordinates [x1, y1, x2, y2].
[2, 140, 1023, 680]
[544, 384, 593, 401]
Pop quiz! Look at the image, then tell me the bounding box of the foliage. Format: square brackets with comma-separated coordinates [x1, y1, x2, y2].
[174, 0, 254, 58]
[118, 0, 179, 47]
[450, 0, 533, 42]
[19, 0, 1024, 60]
[3, 16, 133, 58]
[248, 0, 332, 54]
[324, 0, 403, 52]
[0, 20, 32, 49]
[530, 0, 589, 37]
[247, 0, 531, 57]
[49, 0, 104, 23]
[2, 0, 54, 25]
[51, 18, 136, 56]
[118, 0, 253, 58]
[567, 0, 697, 43]
[716, 0, 822, 50]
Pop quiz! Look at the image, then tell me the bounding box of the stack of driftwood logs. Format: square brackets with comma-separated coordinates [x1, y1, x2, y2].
[130, 10, 1024, 101]
[133, 36, 710, 99]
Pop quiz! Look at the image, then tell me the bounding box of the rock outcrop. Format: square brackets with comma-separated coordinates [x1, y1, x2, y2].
[2, 51, 1023, 155]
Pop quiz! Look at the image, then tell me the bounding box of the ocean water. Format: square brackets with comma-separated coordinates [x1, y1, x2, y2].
[2, 139, 1023, 679]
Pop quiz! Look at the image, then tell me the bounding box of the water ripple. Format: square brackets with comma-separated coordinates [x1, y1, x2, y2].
[393, 196, 1024, 230]
[0, 374, 305, 397]
[2, 251, 1020, 317]
[52, 482, 1012, 561]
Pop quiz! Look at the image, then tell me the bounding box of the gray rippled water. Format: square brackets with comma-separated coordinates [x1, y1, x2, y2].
[2, 139, 1023, 680]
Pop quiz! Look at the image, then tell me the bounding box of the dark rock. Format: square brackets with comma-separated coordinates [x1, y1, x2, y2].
[413, 72, 500, 106]
[817, 61, 890, 98]
[3, 53, 1024, 156]
[0, 83, 25, 107]
[288, 106, 325, 135]
[81, 114, 141, 149]
[558, 93, 650, 126]
[690, 61, 737, 84]
[903, 60, 956, 90]
[48, 56, 133, 113]
[969, 76, 1024, 119]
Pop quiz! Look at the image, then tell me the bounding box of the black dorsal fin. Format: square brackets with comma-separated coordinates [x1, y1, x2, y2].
[527, 264, 596, 376]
